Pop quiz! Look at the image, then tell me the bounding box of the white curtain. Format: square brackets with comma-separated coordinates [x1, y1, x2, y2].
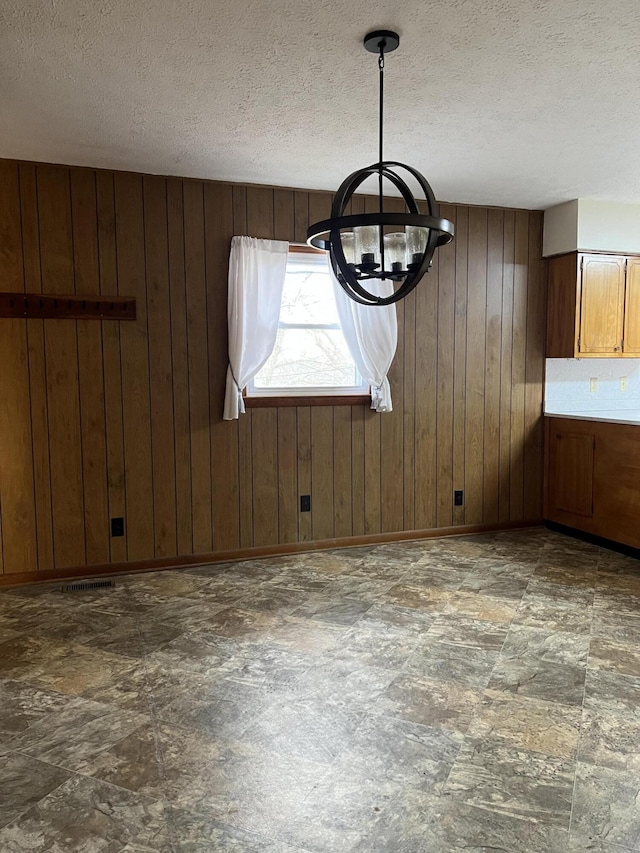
[223, 236, 289, 420]
[330, 265, 398, 412]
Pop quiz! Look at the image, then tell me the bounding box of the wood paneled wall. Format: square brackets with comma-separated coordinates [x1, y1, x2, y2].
[0, 159, 547, 577]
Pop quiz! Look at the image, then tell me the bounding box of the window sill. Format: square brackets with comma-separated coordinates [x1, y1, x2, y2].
[244, 394, 371, 408]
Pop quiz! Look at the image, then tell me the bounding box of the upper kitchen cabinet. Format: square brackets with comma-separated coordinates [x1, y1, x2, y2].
[547, 251, 638, 357]
[579, 254, 626, 354]
[623, 258, 640, 354]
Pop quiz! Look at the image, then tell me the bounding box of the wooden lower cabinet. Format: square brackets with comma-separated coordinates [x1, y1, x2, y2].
[545, 416, 640, 549]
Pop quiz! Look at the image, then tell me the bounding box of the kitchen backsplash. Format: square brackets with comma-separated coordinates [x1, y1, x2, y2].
[545, 358, 640, 413]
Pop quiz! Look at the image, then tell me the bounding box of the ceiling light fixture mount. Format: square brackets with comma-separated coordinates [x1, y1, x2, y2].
[307, 29, 454, 305]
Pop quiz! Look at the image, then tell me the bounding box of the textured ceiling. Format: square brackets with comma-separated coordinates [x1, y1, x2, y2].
[2, 0, 640, 208]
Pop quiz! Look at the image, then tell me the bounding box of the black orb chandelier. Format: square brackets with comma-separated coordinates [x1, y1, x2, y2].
[307, 30, 455, 305]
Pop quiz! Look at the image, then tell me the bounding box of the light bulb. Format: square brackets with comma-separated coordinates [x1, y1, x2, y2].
[383, 232, 407, 273]
[340, 231, 356, 265]
[406, 226, 430, 267]
[354, 225, 381, 267]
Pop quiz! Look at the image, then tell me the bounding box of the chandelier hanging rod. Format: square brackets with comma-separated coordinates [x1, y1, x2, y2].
[378, 42, 384, 267]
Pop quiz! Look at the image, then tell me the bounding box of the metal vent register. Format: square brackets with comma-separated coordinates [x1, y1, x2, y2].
[62, 579, 116, 593]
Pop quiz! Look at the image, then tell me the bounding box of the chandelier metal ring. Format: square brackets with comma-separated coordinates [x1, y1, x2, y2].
[308, 161, 454, 305]
[306, 29, 455, 305]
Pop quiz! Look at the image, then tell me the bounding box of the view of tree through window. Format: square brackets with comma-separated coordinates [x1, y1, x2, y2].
[251, 252, 365, 393]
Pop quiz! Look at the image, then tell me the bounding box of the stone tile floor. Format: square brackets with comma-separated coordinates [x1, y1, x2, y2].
[0, 528, 639, 851]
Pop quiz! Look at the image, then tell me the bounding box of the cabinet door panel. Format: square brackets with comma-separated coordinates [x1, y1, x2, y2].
[548, 430, 595, 517]
[623, 258, 640, 354]
[546, 253, 580, 358]
[579, 255, 625, 354]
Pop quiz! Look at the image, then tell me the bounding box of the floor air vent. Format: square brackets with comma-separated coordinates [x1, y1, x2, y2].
[62, 579, 116, 593]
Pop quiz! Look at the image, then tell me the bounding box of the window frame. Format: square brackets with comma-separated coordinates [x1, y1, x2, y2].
[244, 245, 370, 408]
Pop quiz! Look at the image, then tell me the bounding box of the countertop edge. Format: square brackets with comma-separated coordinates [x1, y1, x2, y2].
[544, 412, 640, 426]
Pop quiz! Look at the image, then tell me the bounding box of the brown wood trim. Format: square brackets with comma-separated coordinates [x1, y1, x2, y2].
[245, 394, 370, 409]
[0, 520, 543, 588]
[0, 292, 136, 320]
[578, 248, 640, 259]
[546, 249, 640, 260]
[288, 243, 323, 254]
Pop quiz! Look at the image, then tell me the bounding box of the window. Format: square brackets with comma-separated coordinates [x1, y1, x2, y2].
[247, 249, 368, 400]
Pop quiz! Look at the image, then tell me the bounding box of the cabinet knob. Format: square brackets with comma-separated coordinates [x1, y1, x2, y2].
[614, 345, 621, 352]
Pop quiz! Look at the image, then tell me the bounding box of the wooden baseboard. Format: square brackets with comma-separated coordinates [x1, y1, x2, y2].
[0, 520, 544, 588]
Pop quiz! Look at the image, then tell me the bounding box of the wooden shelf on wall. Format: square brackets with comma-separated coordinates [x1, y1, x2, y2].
[0, 292, 136, 320]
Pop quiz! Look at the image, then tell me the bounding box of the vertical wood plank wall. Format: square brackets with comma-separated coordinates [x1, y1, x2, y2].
[0, 159, 547, 576]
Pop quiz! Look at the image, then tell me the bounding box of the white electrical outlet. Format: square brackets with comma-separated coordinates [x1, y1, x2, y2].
[590, 377, 598, 393]
[620, 376, 628, 392]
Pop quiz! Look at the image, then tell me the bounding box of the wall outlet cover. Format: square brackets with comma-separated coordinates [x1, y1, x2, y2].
[620, 376, 628, 392]
[590, 377, 598, 393]
[110, 517, 125, 537]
